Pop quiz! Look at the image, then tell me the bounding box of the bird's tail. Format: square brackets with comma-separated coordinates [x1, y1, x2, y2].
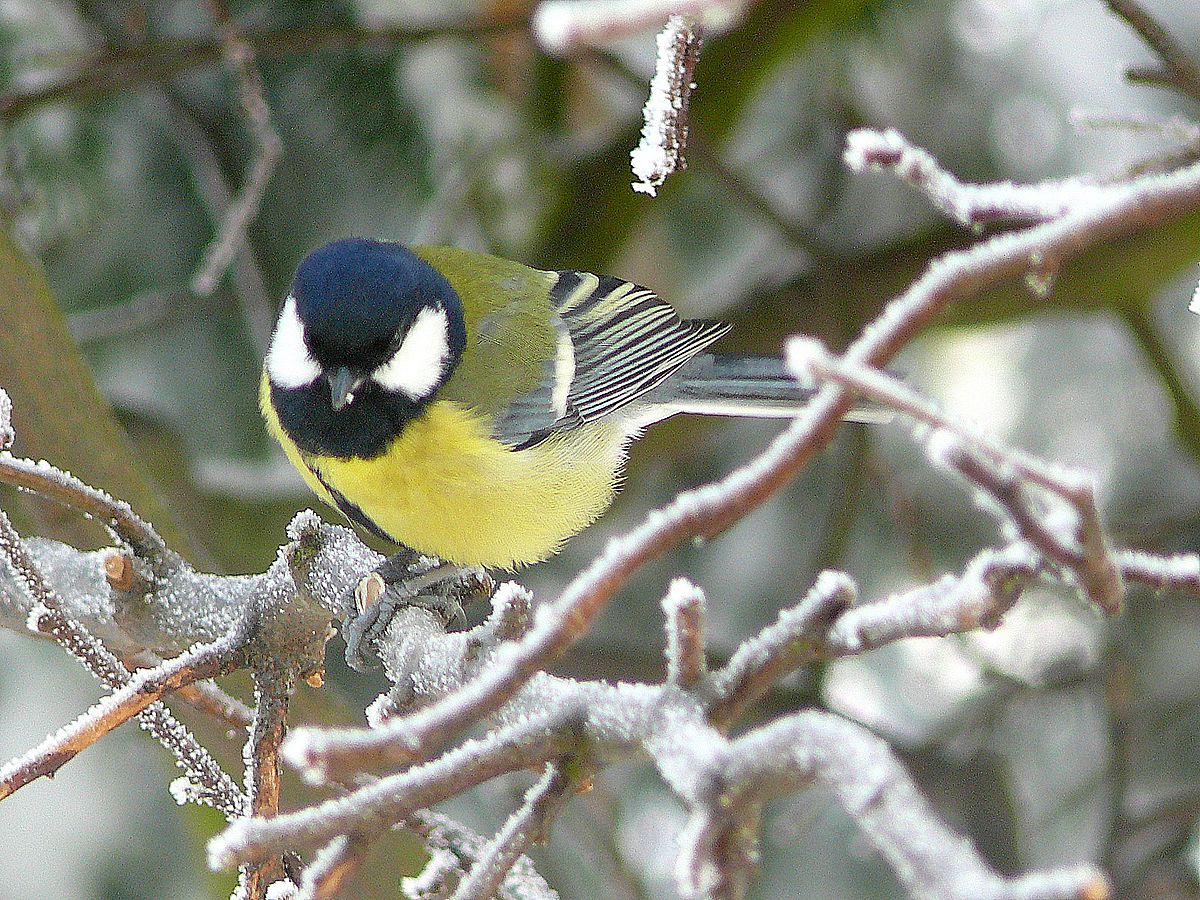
[644, 353, 892, 424]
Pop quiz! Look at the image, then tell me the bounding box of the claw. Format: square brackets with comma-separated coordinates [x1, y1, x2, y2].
[342, 553, 486, 672]
[355, 572, 385, 614]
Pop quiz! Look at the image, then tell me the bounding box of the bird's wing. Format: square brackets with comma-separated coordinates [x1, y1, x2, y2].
[491, 270, 729, 448]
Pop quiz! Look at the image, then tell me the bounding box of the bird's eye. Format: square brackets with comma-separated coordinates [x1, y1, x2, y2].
[372, 306, 451, 400]
[266, 296, 322, 388]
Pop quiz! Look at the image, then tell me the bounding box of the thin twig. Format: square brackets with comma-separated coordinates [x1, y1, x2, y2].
[708, 571, 854, 726]
[67, 289, 183, 344]
[190, 1, 282, 301]
[0, 629, 243, 800]
[404, 812, 561, 900]
[1, 17, 527, 121]
[157, 90, 276, 352]
[125, 649, 255, 732]
[174, 680, 255, 732]
[1071, 109, 1200, 147]
[1104, 0, 1200, 103]
[452, 762, 577, 900]
[844, 128, 1111, 226]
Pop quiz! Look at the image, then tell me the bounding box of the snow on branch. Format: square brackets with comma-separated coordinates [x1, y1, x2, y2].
[663, 577, 708, 687]
[0, 504, 247, 817]
[0, 451, 173, 563]
[223, 555, 1113, 900]
[0, 628, 243, 802]
[705, 712, 1109, 900]
[404, 811, 560, 900]
[450, 762, 576, 900]
[533, 0, 745, 54]
[0, 387, 12, 450]
[9, 24, 1200, 896]
[630, 15, 702, 196]
[844, 128, 1113, 227]
[789, 338, 1124, 613]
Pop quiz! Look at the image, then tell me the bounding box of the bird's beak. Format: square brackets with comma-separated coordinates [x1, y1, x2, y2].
[328, 367, 367, 411]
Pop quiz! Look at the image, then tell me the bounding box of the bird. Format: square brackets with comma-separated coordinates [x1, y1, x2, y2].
[262, 237, 873, 576]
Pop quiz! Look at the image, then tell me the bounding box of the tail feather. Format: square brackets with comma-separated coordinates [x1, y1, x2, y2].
[643, 353, 891, 424]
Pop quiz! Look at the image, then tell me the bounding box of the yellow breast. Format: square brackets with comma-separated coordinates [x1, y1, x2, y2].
[263, 377, 627, 568]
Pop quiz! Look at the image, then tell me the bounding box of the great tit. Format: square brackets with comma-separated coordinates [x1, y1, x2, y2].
[262, 237, 864, 571]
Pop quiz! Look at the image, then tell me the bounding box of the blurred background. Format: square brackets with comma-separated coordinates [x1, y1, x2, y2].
[1, 0, 1200, 897]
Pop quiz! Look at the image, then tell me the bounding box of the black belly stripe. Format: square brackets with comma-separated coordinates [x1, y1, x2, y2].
[312, 467, 394, 543]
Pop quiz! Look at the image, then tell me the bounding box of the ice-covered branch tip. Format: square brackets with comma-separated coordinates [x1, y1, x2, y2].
[843, 128, 1113, 227]
[630, 15, 702, 197]
[532, 0, 744, 54]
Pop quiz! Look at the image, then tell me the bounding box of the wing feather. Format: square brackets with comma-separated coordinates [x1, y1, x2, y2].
[490, 269, 728, 447]
[555, 271, 728, 422]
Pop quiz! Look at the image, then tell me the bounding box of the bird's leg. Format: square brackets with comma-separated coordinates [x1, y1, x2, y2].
[342, 548, 492, 672]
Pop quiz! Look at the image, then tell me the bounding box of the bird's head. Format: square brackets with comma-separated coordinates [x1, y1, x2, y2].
[266, 238, 466, 411]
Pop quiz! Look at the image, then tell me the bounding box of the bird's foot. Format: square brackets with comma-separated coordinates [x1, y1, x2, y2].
[343, 551, 492, 672]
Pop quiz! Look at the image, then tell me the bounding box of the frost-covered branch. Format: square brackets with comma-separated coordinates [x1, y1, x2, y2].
[225, 565, 1110, 900]
[707, 570, 853, 726]
[844, 128, 1112, 226]
[630, 15, 702, 196]
[404, 812, 561, 900]
[533, 0, 745, 54]
[790, 337, 1198, 609]
[0, 450, 173, 563]
[0, 503, 247, 817]
[791, 338, 1125, 613]
[663, 577, 708, 688]
[451, 762, 577, 900]
[0, 628, 242, 800]
[212, 705, 579, 866]
[697, 712, 1109, 900]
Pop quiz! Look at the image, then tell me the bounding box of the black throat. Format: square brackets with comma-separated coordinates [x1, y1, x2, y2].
[271, 381, 427, 460]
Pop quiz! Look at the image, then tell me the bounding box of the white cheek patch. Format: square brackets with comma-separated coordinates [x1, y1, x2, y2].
[266, 296, 322, 389]
[372, 306, 450, 400]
